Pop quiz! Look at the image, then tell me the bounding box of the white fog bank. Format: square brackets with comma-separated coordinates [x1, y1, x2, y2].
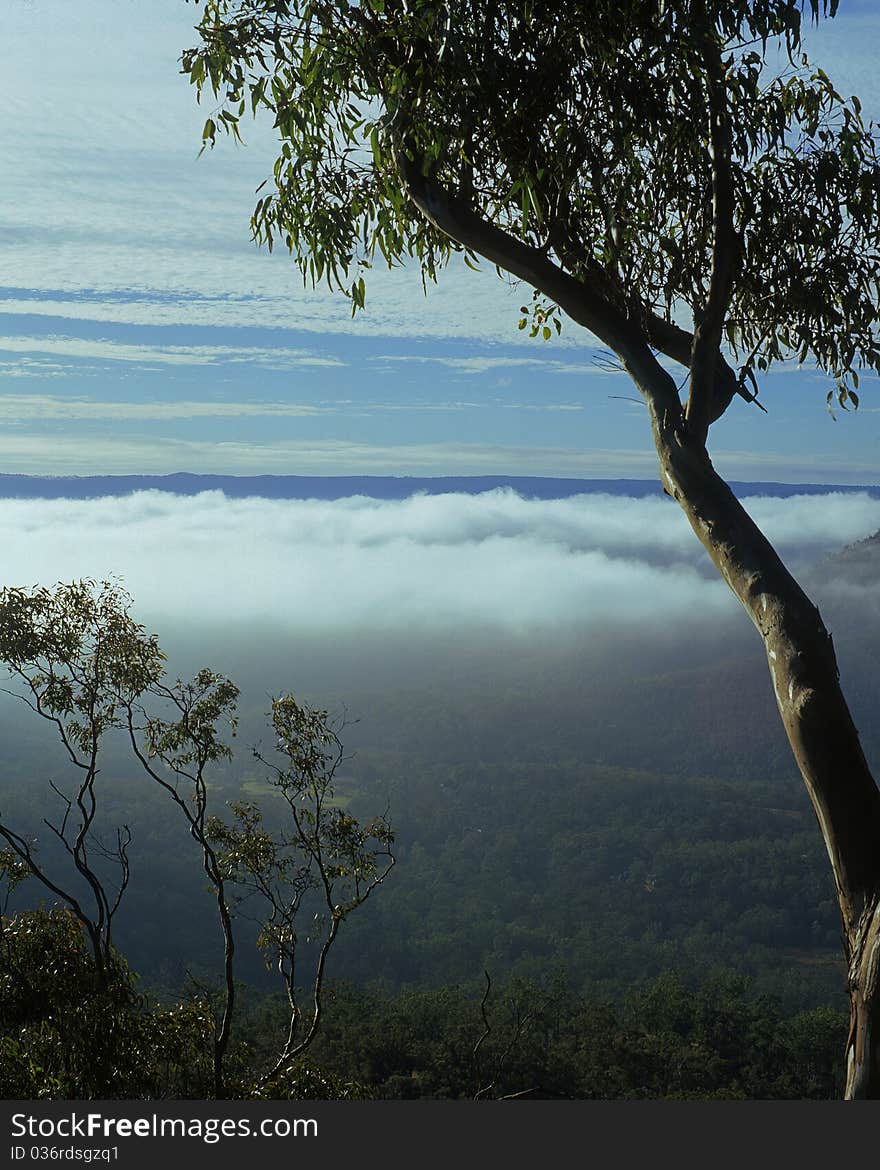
[0, 489, 876, 636]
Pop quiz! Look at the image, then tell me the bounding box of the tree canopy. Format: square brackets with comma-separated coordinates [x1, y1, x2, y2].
[0, 580, 395, 1097]
[184, 0, 880, 426]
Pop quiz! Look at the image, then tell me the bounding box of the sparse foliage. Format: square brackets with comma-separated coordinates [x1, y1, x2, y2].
[123, 664, 240, 1097]
[0, 580, 394, 1098]
[0, 580, 164, 982]
[208, 695, 394, 1085]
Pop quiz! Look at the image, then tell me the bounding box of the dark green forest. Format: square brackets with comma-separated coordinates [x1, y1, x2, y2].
[1, 540, 874, 1099]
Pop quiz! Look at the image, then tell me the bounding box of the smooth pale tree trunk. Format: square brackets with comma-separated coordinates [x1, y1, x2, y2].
[637, 360, 880, 1099]
[401, 161, 880, 1098]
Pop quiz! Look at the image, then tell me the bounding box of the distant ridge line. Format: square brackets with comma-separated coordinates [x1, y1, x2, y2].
[0, 473, 877, 501]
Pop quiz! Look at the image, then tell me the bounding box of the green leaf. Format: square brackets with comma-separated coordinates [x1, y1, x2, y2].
[180, 0, 880, 412]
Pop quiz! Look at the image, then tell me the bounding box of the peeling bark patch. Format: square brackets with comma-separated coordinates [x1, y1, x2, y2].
[868, 936, 880, 992]
[847, 909, 880, 1096]
[769, 665, 785, 712]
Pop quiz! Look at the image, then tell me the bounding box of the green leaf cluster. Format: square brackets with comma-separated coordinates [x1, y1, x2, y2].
[183, 2, 879, 400]
[0, 909, 214, 1098]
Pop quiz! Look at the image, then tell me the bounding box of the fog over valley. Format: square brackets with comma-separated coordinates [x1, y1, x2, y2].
[2, 487, 878, 635]
[3, 484, 880, 1006]
[2, 485, 879, 741]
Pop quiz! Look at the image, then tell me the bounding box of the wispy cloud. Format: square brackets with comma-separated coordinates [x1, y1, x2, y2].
[0, 395, 332, 422]
[0, 358, 68, 379]
[711, 448, 880, 485]
[0, 434, 663, 477]
[0, 335, 346, 370]
[0, 425, 876, 482]
[352, 398, 586, 414]
[3, 0, 879, 492]
[3, 2, 560, 347]
[372, 354, 608, 376]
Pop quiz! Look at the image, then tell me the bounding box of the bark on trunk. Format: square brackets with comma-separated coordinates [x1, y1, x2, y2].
[397, 157, 880, 1097]
[846, 896, 880, 1098]
[638, 375, 880, 1098]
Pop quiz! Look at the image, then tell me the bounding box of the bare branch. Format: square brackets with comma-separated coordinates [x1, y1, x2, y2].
[686, 3, 738, 443]
[397, 150, 683, 420]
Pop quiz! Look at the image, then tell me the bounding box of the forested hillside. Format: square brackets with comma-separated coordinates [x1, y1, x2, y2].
[1, 527, 876, 1096]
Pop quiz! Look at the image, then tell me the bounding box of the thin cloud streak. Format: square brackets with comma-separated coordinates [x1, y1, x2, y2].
[0, 394, 588, 424]
[372, 354, 608, 376]
[0, 434, 665, 476]
[0, 428, 878, 482]
[0, 396, 332, 422]
[0, 335, 346, 369]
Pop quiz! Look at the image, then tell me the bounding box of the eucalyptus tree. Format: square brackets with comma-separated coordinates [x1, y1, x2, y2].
[0, 580, 392, 1098]
[0, 580, 239, 1094]
[207, 695, 395, 1090]
[182, 0, 880, 1096]
[0, 580, 163, 986]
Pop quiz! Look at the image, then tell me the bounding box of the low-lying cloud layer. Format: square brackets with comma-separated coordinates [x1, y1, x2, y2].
[0, 489, 876, 638]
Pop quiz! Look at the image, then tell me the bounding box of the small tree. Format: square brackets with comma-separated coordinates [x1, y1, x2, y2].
[0, 580, 394, 1098]
[208, 695, 395, 1089]
[183, 0, 880, 1095]
[122, 666, 241, 1098]
[0, 580, 163, 985]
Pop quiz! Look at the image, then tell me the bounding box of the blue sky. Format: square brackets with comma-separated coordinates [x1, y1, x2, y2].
[2, 0, 880, 482]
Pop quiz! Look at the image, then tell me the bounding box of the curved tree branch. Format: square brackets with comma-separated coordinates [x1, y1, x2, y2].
[397, 149, 682, 410]
[686, 2, 738, 443]
[398, 151, 759, 435]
